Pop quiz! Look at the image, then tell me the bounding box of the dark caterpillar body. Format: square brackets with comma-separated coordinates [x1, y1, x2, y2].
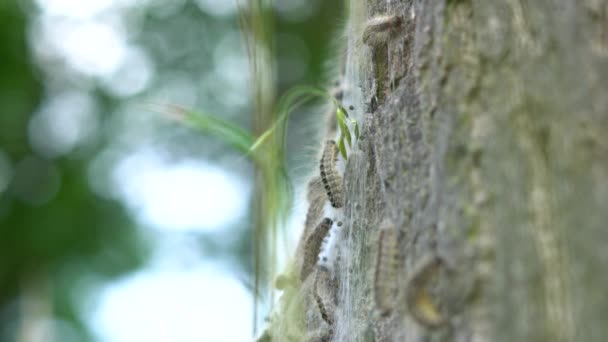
[313, 266, 336, 326]
[319, 140, 344, 208]
[301, 218, 334, 282]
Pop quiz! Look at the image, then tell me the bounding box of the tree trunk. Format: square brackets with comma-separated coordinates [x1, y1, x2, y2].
[267, 1, 608, 341]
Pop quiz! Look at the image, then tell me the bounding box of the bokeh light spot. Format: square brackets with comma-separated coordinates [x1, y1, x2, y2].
[102, 46, 155, 97]
[113, 149, 249, 232]
[28, 91, 98, 158]
[91, 266, 253, 342]
[194, 0, 238, 17]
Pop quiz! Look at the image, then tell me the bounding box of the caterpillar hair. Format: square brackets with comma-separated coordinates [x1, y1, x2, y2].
[374, 223, 400, 316]
[314, 266, 335, 326]
[301, 218, 334, 282]
[362, 15, 403, 46]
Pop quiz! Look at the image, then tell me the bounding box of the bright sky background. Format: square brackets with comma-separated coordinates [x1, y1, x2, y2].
[112, 149, 250, 232]
[90, 263, 253, 342]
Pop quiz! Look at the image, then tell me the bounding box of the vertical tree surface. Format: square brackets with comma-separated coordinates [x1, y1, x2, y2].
[268, 1, 608, 341]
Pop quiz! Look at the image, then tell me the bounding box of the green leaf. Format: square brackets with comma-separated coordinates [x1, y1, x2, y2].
[336, 107, 352, 147]
[338, 136, 348, 159]
[352, 119, 360, 140]
[344, 125, 352, 147]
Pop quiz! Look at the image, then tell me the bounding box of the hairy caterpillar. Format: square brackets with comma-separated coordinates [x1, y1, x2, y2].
[362, 15, 404, 46]
[301, 218, 334, 282]
[405, 255, 446, 328]
[304, 176, 327, 235]
[374, 222, 400, 316]
[319, 140, 344, 208]
[314, 266, 336, 326]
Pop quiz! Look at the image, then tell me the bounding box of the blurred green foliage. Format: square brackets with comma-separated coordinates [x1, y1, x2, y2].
[0, 0, 344, 340]
[0, 2, 147, 340]
[0, 1, 41, 157]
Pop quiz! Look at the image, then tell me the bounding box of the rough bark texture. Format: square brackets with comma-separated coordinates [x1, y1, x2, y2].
[268, 1, 608, 341]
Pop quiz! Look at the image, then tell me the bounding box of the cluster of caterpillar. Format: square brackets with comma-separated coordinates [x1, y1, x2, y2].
[261, 82, 350, 342]
[295, 138, 347, 331]
[286, 13, 406, 336]
[262, 13, 410, 341]
[286, 86, 350, 338]
[299, 12, 409, 282]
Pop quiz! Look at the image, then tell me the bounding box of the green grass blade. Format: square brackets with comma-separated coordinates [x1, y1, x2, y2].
[155, 104, 255, 154]
[249, 85, 338, 153]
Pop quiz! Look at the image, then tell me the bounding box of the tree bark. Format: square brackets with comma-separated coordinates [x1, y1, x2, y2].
[269, 1, 608, 341]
